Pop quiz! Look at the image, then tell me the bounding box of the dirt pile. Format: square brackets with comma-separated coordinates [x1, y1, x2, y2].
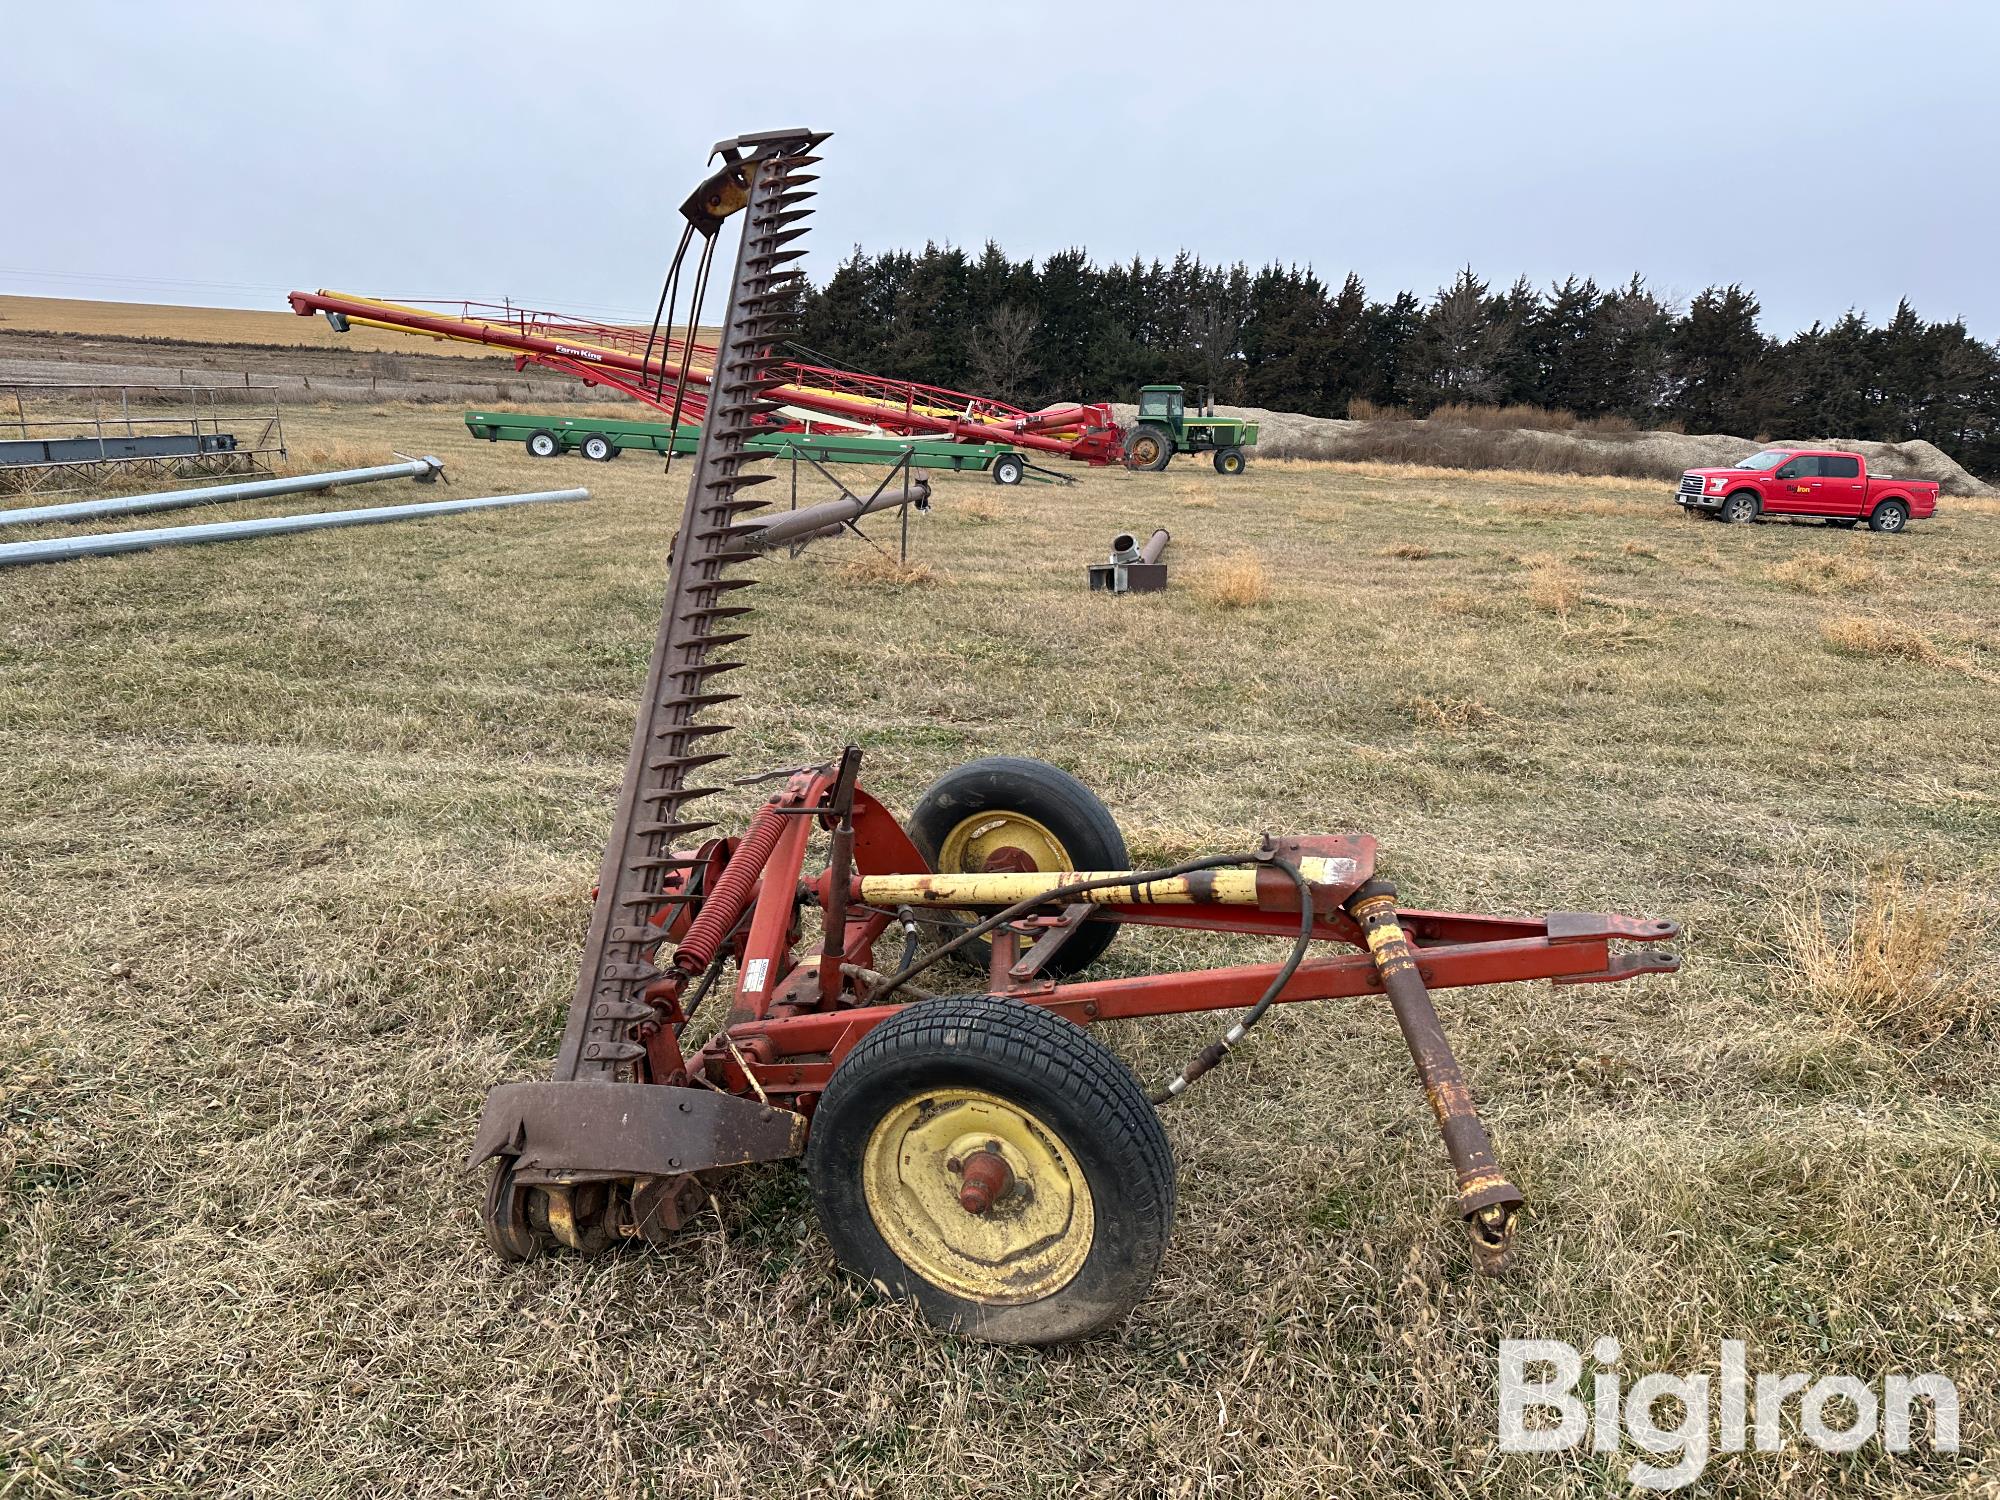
[1109, 402, 1995, 496]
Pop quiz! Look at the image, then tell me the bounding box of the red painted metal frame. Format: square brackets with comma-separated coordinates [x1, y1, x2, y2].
[643, 767, 1678, 1113]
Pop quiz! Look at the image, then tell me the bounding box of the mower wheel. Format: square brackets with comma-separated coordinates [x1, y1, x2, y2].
[525, 429, 562, 459]
[906, 756, 1128, 976]
[1213, 446, 1246, 475]
[990, 453, 1026, 486]
[481, 1154, 553, 1262]
[1125, 424, 1175, 472]
[580, 432, 616, 462]
[808, 994, 1175, 1344]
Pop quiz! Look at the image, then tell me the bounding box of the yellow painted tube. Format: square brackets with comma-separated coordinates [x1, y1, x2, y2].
[857, 870, 1261, 907]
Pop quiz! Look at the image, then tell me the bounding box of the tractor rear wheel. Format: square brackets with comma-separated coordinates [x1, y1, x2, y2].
[808, 994, 1175, 1344]
[1213, 446, 1246, 475]
[1125, 425, 1174, 472]
[906, 756, 1127, 977]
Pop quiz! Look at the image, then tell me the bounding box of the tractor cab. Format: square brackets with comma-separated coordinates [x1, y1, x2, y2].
[1136, 385, 1187, 433]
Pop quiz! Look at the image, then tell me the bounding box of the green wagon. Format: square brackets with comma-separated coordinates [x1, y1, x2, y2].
[462, 412, 1049, 486]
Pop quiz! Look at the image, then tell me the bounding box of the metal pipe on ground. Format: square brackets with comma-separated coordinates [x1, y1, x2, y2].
[0, 456, 446, 529]
[0, 489, 588, 568]
[734, 479, 931, 551]
[1110, 528, 1170, 564]
[1092, 527, 1170, 594]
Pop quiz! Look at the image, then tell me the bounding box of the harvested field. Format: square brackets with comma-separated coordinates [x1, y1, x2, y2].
[4, 410, 1998, 1497]
[0, 296, 510, 357]
[0, 296, 719, 409]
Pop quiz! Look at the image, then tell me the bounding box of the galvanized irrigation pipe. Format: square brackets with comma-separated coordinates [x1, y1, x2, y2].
[0, 455, 447, 529]
[0, 489, 588, 568]
[735, 478, 932, 551]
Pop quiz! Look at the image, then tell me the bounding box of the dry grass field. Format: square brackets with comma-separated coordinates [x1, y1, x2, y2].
[3, 409, 1998, 1497]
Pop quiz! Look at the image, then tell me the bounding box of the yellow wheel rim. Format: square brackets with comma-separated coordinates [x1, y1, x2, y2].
[937, 810, 1071, 876]
[862, 1087, 1095, 1303]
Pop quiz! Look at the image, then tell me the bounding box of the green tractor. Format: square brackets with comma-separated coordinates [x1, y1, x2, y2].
[1123, 385, 1259, 474]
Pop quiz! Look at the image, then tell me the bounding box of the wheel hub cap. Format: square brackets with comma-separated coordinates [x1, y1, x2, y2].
[938, 811, 1072, 877]
[862, 1088, 1094, 1303]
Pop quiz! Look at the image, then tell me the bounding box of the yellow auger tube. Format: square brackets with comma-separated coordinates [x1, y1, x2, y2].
[857, 870, 1262, 908]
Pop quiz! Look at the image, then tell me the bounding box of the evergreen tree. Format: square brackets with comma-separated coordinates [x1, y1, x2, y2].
[792, 245, 2000, 476]
[1668, 285, 1766, 432]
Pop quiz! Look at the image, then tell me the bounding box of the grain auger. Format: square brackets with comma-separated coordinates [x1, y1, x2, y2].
[468, 127, 1681, 1344]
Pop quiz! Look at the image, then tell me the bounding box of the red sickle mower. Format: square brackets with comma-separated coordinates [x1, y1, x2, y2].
[465, 128, 1681, 1344]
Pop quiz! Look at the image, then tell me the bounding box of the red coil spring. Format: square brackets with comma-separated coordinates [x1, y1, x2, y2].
[672, 802, 788, 975]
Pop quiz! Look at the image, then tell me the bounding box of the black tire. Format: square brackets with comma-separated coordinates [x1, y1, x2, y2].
[525, 429, 562, 459]
[1719, 491, 1759, 525]
[1212, 446, 1246, 476]
[580, 433, 616, 462]
[990, 453, 1026, 486]
[1125, 425, 1175, 472]
[1868, 499, 1909, 533]
[481, 1156, 548, 1262]
[906, 757, 1127, 976]
[808, 994, 1175, 1344]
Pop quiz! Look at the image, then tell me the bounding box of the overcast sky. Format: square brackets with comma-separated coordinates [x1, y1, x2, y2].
[8, 1, 1997, 339]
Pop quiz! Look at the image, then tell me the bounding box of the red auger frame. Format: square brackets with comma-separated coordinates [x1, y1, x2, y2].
[471, 746, 1679, 1275]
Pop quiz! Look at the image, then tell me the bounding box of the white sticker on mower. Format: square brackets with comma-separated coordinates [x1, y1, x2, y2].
[743, 958, 769, 993]
[1298, 857, 1358, 886]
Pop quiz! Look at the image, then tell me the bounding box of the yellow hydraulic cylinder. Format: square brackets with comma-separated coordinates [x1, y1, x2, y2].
[856, 870, 1262, 908]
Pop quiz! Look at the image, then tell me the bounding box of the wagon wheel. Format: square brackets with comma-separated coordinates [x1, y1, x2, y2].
[906, 756, 1127, 977]
[808, 995, 1175, 1344]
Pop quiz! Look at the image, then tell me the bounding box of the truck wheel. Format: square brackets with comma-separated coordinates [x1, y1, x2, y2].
[525, 430, 562, 459]
[990, 453, 1026, 486]
[905, 757, 1127, 977]
[807, 994, 1175, 1344]
[1720, 492, 1759, 525]
[1124, 425, 1174, 472]
[1212, 446, 1246, 475]
[580, 433, 615, 462]
[1867, 500, 1908, 533]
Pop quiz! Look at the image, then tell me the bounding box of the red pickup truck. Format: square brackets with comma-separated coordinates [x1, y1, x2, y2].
[1676, 448, 1938, 532]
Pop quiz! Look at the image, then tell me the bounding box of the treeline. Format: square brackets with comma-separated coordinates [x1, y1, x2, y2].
[794, 244, 2000, 476]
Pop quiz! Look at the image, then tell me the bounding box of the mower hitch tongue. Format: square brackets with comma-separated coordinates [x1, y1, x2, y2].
[468, 127, 1681, 1344]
